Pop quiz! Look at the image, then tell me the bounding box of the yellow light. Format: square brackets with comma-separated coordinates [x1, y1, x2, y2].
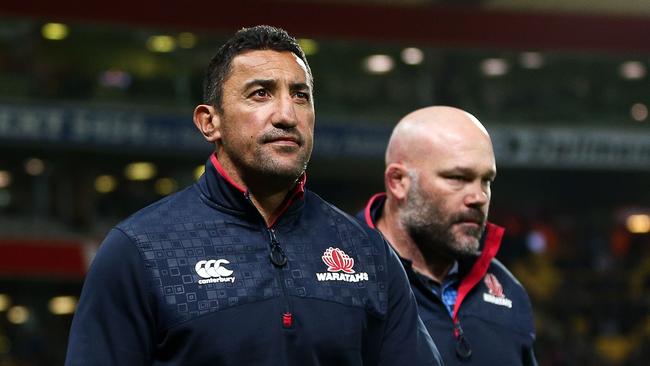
[42, 23, 69, 41]
[627, 214, 650, 234]
[298, 39, 318, 56]
[25, 158, 45, 176]
[0, 171, 11, 188]
[7, 306, 29, 324]
[194, 165, 205, 181]
[178, 32, 197, 49]
[154, 178, 177, 196]
[125, 162, 157, 181]
[146, 35, 176, 53]
[0, 294, 10, 312]
[631, 103, 648, 122]
[48, 296, 77, 315]
[94, 175, 117, 193]
[131, 55, 158, 77]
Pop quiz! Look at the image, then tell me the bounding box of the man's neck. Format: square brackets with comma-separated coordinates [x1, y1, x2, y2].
[215, 154, 297, 226]
[247, 187, 292, 225]
[376, 200, 454, 284]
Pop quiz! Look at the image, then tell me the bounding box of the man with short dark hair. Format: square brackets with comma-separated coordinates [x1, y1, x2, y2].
[66, 25, 442, 366]
[358, 106, 537, 365]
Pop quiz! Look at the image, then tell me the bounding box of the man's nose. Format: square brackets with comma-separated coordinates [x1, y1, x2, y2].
[272, 93, 298, 128]
[464, 181, 489, 207]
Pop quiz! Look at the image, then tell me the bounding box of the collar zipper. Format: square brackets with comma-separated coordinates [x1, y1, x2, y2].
[268, 228, 287, 267]
[267, 228, 292, 329]
[242, 190, 297, 330]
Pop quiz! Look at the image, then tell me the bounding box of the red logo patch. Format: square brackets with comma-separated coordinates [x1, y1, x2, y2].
[322, 247, 355, 274]
[484, 273, 504, 297]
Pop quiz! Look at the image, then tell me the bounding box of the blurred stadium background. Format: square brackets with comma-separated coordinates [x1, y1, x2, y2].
[1, 0, 650, 364]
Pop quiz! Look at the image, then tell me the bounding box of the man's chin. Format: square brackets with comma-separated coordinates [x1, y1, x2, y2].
[256, 160, 306, 180]
[451, 236, 481, 257]
[258, 148, 309, 171]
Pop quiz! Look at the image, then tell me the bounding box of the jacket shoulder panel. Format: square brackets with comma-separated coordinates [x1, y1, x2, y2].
[460, 258, 536, 339]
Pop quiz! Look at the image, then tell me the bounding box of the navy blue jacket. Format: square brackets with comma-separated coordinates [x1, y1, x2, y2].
[358, 193, 537, 366]
[65, 155, 442, 366]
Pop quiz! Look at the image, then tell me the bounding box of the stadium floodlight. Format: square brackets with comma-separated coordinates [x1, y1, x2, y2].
[49, 296, 78, 315]
[401, 48, 424, 65]
[125, 162, 157, 181]
[7, 306, 29, 325]
[364, 55, 394, 74]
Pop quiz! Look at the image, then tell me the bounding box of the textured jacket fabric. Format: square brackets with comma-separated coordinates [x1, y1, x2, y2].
[65, 155, 443, 366]
[358, 193, 537, 366]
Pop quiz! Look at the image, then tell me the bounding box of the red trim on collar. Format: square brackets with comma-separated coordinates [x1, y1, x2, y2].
[209, 153, 247, 194]
[364, 193, 386, 229]
[452, 222, 504, 332]
[295, 172, 307, 197]
[266, 173, 307, 228]
[209, 153, 306, 228]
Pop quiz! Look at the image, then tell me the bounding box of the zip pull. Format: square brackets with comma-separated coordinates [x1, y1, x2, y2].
[454, 321, 472, 359]
[282, 312, 293, 328]
[268, 229, 287, 267]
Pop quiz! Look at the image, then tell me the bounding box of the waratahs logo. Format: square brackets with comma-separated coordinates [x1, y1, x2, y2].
[323, 247, 356, 273]
[484, 273, 504, 297]
[482, 273, 512, 308]
[316, 247, 368, 282]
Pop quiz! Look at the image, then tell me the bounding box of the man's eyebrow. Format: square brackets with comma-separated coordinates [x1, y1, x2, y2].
[442, 166, 474, 175]
[244, 79, 276, 89]
[289, 82, 311, 92]
[442, 166, 497, 179]
[242, 80, 311, 93]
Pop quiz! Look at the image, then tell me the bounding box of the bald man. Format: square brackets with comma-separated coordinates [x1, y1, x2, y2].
[357, 106, 537, 365]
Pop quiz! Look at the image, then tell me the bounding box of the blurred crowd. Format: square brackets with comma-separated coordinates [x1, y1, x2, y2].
[493, 209, 650, 365]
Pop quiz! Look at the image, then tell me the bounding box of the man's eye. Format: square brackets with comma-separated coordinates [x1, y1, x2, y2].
[294, 91, 310, 101]
[251, 89, 269, 98]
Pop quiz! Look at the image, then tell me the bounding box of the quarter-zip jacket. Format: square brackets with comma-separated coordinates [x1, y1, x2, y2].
[65, 155, 443, 366]
[358, 193, 537, 366]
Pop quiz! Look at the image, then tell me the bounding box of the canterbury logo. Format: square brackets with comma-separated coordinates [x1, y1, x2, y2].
[195, 259, 235, 284]
[316, 247, 368, 283]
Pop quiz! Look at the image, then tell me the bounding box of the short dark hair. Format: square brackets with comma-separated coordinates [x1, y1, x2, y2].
[203, 25, 313, 112]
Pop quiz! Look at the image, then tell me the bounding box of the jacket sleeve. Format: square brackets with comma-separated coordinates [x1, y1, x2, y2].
[523, 346, 538, 366]
[521, 278, 538, 366]
[377, 239, 444, 366]
[65, 228, 155, 366]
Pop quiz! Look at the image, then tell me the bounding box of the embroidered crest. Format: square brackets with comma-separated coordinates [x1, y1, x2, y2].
[316, 247, 368, 282]
[322, 247, 355, 273]
[482, 273, 512, 308]
[484, 273, 504, 297]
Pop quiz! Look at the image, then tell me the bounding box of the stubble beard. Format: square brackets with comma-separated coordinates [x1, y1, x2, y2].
[399, 176, 485, 262]
[252, 142, 311, 182]
[220, 127, 312, 188]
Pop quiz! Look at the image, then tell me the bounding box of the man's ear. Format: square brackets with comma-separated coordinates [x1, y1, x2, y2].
[193, 104, 221, 143]
[385, 163, 411, 202]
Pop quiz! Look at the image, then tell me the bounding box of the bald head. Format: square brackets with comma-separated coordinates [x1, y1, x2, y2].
[385, 106, 493, 168]
[382, 106, 496, 266]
